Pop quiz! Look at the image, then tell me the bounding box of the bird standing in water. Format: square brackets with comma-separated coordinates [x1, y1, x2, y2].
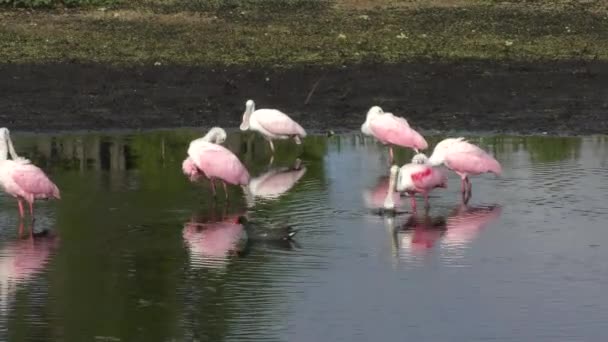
[412, 137, 501, 202]
[239, 99, 307, 154]
[0, 128, 60, 221]
[361, 106, 428, 163]
[383, 162, 447, 212]
[183, 127, 250, 200]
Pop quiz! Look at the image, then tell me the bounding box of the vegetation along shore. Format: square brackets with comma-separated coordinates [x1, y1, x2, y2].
[1, 0, 607, 134]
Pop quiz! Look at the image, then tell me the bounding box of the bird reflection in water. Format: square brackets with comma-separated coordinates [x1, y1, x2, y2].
[245, 158, 307, 207]
[182, 205, 247, 270]
[0, 221, 59, 313]
[183, 205, 299, 269]
[390, 204, 502, 257]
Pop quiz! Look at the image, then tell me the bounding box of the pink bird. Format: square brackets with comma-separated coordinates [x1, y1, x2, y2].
[245, 158, 307, 206]
[239, 99, 307, 153]
[0, 128, 60, 221]
[183, 127, 250, 199]
[361, 106, 428, 163]
[384, 162, 447, 212]
[413, 137, 502, 202]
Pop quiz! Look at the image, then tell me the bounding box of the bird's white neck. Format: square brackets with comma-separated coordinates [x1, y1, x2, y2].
[202, 128, 225, 144]
[383, 166, 399, 210]
[0, 128, 18, 161]
[240, 101, 255, 131]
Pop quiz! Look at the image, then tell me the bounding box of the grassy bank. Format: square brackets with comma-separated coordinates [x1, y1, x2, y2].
[1, 0, 608, 66]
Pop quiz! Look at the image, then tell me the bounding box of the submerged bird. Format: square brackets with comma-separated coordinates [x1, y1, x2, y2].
[239, 99, 307, 153]
[383, 162, 447, 212]
[0, 128, 60, 220]
[183, 127, 250, 199]
[412, 137, 501, 202]
[361, 106, 428, 163]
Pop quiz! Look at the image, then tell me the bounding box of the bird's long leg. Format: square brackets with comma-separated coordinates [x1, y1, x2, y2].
[29, 202, 35, 222]
[466, 177, 473, 195]
[222, 181, 228, 201]
[210, 179, 217, 198]
[267, 139, 275, 153]
[460, 177, 467, 194]
[17, 200, 24, 220]
[423, 193, 430, 210]
[409, 194, 417, 213]
[389, 147, 394, 164]
[18, 221, 24, 238]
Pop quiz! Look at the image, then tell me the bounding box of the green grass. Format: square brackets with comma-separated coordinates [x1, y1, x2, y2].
[1, 0, 607, 66]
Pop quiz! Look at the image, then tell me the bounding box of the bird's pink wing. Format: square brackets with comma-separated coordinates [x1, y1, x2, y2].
[410, 166, 446, 190]
[444, 151, 502, 176]
[369, 114, 428, 150]
[11, 164, 60, 199]
[193, 144, 250, 185]
[255, 110, 306, 136]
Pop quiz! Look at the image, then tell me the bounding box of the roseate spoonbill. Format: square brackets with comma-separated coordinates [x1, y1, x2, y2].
[0, 128, 60, 221]
[384, 163, 447, 212]
[239, 99, 307, 153]
[361, 106, 428, 163]
[412, 137, 501, 201]
[183, 127, 250, 199]
[244, 158, 306, 206]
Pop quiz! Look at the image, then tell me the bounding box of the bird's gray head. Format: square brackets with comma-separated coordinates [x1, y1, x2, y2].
[412, 153, 430, 165]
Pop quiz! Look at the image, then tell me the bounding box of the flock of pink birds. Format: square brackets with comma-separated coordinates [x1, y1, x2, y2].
[0, 99, 501, 224]
[182, 100, 502, 213]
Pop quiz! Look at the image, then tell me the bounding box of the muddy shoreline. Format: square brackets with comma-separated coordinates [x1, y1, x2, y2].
[2, 60, 607, 135]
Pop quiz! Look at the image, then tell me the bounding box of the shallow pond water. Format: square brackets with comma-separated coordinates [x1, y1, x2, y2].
[0, 130, 607, 342]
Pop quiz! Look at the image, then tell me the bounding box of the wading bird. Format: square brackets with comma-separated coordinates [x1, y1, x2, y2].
[239, 99, 307, 154]
[182, 127, 250, 200]
[383, 162, 447, 212]
[0, 128, 60, 221]
[361, 106, 428, 163]
[412, 137, 501, 202]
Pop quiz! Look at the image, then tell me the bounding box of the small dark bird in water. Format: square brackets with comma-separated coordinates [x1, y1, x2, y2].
[326, 130, 335, 137]
[237, 216, 298, 241]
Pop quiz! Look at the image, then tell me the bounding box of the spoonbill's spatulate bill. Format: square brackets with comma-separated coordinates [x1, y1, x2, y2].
[361, 106, 428, 163]
[240, 99, 307, 153]
[183, 127, 250, 199]
[413, 137, 501, 202]
[0, 128, 60, 221]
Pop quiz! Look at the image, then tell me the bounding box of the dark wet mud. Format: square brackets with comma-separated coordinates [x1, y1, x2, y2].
[2, 59, 606, 134]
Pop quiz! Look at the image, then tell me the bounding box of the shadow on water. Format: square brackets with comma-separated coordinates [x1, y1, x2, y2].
[1, 130, 607, 341]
